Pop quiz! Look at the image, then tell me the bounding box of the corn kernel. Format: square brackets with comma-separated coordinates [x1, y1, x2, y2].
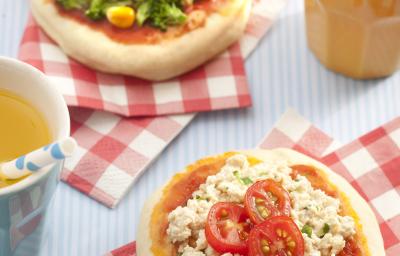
[106, 6, 135, 29]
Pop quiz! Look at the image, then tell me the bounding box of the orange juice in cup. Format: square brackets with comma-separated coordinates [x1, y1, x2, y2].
[305, 0, 400, 79]
[0, 89, 52, 188]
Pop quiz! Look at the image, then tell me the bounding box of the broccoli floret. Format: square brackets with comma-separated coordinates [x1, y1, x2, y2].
[85, 0, 106, 20]
[136, 1, 151, 26]
[59, 0, 187, 31]
[57, 0, 89, 10]
[136, 0, 186, 30]
[151, 0, 186, 31]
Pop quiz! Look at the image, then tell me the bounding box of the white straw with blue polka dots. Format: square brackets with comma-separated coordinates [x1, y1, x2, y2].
[0, 137, 77, 180]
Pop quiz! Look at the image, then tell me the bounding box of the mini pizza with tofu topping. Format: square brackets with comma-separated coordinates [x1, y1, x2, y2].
[136, 149, 384, 256]
[31, 0, 251, 80]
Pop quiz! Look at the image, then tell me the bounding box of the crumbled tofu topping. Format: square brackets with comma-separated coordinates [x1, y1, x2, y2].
[167, 154, 356, 256]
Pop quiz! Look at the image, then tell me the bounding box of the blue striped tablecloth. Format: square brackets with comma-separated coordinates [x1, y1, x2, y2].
[1, 1, 399, 255]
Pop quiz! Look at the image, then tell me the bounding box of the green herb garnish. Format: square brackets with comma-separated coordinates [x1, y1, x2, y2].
[233, 171, 254, 185]
[241, 177, 253, 185]
[319, 223, 330, 238]
[195, 195, 208, 201]
[323, 223, 330, 233]
[301, 225, 312, 238]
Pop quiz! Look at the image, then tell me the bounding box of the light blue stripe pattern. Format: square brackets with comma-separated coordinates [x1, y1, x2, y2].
[1, 1, 399, 255]
[15, 156, 25, 170]
[50, 144, 65, 159]
[27, 162, 40, 171]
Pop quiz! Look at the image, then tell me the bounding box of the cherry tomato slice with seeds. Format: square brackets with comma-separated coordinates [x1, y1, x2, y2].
[205, 202, 253, 254]
[248, 216, 305, 256]
[244, 179, 291, 224]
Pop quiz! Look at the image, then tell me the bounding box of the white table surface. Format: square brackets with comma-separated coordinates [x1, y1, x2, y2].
[1, 1, 399, 255]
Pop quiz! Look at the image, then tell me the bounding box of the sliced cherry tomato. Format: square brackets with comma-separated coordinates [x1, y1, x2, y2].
[205, 202, 252, 254]
[244, 179, 291, 224]
[337, 238, 362, 256]
[248, 216, 305, 256]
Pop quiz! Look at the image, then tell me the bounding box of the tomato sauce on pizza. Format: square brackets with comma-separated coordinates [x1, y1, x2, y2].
[291, 165, 365, 256]
[147, 154, 368, 255]
[149, 153, 234, 255]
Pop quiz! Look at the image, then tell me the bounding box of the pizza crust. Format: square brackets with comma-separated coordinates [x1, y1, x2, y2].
[137, 148, 384, 256]
[137, 187, 163, 256]
[31, 0, 251, 81]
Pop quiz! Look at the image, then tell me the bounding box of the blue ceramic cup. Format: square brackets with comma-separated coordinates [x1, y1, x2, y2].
[0, 57, 70, 256]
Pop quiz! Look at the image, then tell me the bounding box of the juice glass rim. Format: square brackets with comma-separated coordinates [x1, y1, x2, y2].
[0, 56, 70, 197]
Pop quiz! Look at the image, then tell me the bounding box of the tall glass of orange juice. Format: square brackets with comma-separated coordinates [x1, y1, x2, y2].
[305, 0, 400, 79]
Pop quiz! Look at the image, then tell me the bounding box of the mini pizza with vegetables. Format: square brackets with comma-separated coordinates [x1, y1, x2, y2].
[136, 148, 384, 256]
[31, 0, 251, 81]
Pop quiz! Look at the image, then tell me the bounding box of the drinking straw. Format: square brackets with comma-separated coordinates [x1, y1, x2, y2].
[0, 137, 77, 180]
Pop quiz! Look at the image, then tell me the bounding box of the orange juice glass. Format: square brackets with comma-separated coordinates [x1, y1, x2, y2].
[305, 0, 400, 79]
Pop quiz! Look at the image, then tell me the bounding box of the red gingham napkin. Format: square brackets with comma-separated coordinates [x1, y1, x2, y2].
[18, 0, 284, 117]
[7, 110, 195, 249]
[19, 24, 250, 116]
[18, 0, 287, 208]
[258, 109, 342, 156]
[63, 108, 195, 207]
[260, 109, 400, 255]
[108, 109, 400, 255]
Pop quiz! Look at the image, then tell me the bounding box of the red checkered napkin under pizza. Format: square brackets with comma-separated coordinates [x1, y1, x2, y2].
[136, 149, 384, 256]
[31, 0, 251, 81]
